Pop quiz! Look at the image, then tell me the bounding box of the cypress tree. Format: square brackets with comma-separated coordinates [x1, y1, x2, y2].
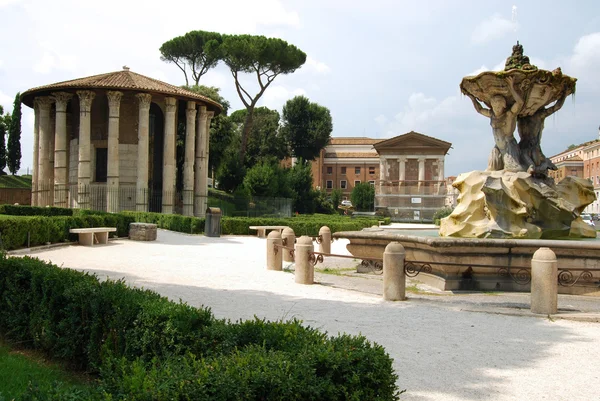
[0, 105, 7, 173]
[7, 92, 22, 174]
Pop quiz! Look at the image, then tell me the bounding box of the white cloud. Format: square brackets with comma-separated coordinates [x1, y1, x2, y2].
[304, 56, 331, 74]
[260, 85, 306, 111]
[0, 90, 13, 111]
[471, 14, 517, 45]
[0, 0, 20, 7]
[374, 114, 388, 126]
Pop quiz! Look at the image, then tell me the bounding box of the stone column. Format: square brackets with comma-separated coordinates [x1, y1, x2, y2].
[52, 92, 72, 208]
[106, 91, 122, 213]
[76, 91, 95, 209]
[182, 101, 197, 216]
[200, 110, 214, 213]
[135, 93, 152, 212]
[531, 247, 558, 314]
[194, 106, 208, 217]
[162, 97, 177, 214]
[418, 157, 426, 192]
[32, 99, 41, 206]
[398, 156, 406, 185]
[437, 157, 445, 194]
[383, 242, 406, 301]
[379, 157, 386, 185]
[37, 96, 54, 206]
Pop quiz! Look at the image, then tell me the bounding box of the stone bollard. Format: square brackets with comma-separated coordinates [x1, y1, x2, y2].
[282, 227, 296, 262]
[318, 226, 331, 254]
[266, 231, 282, 271]
[531, 247, 558, 314]
[295, 236, 314, 284]
[383, 242, 406, 301]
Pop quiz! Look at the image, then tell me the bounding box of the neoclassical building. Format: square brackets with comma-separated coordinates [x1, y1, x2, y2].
[310, 131, 452, 221]
[21, 67, 222, 216]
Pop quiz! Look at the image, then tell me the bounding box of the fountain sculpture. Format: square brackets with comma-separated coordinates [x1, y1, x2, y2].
[440, 42, 596, 239]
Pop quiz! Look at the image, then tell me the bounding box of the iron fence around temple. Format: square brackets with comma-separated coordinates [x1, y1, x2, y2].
[30, 183, 292, 218]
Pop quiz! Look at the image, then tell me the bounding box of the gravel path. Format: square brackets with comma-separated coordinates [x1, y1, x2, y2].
[19, 230, 600, 401]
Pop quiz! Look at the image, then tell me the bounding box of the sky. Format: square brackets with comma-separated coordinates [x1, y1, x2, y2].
[1, 0, 599, 177]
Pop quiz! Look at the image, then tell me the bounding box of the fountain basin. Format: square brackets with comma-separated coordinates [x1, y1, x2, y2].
[333, 228, 600, 296]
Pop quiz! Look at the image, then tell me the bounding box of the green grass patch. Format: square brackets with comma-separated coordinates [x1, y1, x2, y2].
[315, 267, 356, 276]
[0, 340, 93, 400]
[0, 175, 32, 189]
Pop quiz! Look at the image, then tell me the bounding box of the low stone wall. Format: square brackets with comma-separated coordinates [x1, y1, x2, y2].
[129, 222, 157, 241]
[0, 188, 31, 205]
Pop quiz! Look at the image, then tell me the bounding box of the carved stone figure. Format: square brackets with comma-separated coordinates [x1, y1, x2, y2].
[440, 42, 596, 239]
[467, 76, 524, 172]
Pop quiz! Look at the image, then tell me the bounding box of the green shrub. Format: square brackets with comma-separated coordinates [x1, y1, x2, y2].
[120, 211, 205, 234]
[433, 207, 454, 226]
[0, 204, 73, 216]
[0, 255, 400, 400]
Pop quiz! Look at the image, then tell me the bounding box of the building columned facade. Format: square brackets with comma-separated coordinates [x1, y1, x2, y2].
[21, 68, 222, 217]
[311, 132, 452, 221]
[549, 130, 600, 215]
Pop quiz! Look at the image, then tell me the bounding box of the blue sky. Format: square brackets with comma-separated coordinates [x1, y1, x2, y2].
[1, 0, 599, 176]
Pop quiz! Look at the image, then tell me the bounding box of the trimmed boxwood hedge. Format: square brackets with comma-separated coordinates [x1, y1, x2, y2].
[0, 255, 401, 400]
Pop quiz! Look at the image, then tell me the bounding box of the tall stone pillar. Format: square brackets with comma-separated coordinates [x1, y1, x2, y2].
[162, 97, 177, 214]
[135, 93, 152, 212]
[37, 96, 54, 206]
[106, 91, 122, 213]
[201, 110, 214, 213]
[52, 92, 72, 208]
[183, 101, 197, 216]
[398, 157, 406, 184]
[76, 90, 95, 209]
[418, 157, 426, 192]
[437, 158, 445, 194]
[194, 106, 208, 217]
[32, 99, 41, 206]
[379, 158, 386, 185]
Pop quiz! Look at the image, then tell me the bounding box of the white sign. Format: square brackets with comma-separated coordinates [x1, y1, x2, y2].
[394, 208, 399, 215]
[411, 197, 422, 204]
[413, 210, 420, 220]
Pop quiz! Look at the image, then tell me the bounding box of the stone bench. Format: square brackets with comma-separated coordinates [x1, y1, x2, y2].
[129, 223, 158, 241]
[249, 225, 289, 238]
[69, 227, 117, 246]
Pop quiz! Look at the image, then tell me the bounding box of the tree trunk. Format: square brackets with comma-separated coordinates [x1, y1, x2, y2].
[239, 106, 255, 163]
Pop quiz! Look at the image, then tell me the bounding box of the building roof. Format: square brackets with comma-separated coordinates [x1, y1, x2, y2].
[373, 131, 452, 152]
[20, 68, 222, 113]
[324, 152, 379, 159]
[329, 137, 383, 145]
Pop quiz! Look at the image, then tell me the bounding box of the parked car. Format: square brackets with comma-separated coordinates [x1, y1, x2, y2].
[581, 214, 595, 228]
[341, 200, 352, 207]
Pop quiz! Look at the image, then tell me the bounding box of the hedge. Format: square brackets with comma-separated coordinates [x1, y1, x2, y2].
[120, 211, 205, 234]
[0, 214, 134, 250]
[0, 255, 401, 400]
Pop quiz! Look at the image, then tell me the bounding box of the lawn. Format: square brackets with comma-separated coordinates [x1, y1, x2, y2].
[0, 340, 93, 399]
[0, 174, 31, 189]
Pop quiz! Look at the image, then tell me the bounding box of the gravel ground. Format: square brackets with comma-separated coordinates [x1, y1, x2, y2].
[18, 230, 600, 401]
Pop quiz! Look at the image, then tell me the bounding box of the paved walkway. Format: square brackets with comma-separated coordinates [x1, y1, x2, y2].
[17, 230, 600, 401]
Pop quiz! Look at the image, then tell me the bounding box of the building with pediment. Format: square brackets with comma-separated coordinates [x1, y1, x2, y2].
[311, 131, 452, 221]
[21, 67, 222, 216]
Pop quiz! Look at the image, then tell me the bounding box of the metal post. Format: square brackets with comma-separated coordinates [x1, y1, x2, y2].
[266, 230, 282, 271]
[295, 236, 314, 285]
[531, 247, 558, 314]
[318, 226, 331, 254]
[383, 242, 406, 301]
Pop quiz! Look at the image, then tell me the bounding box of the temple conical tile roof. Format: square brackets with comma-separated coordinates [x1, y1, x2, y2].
[21, 68, 222, 113]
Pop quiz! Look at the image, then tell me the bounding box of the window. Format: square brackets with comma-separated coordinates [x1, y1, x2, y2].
[341, 167, 346, 174]
[369, 166, 375, 175]
[354, 180, 361, 186]
[326, 166, 332, 175]
[326, 180, 333, 189]
[95, 148, 108, 183]
[369, 180, 375, 186]
[340, 180, 347, 189]
[355, 167, 361, 175]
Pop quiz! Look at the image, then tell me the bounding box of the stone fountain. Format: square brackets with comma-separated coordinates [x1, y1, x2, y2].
[440, 42, 596, 239]
[332, 43, 600, 295]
